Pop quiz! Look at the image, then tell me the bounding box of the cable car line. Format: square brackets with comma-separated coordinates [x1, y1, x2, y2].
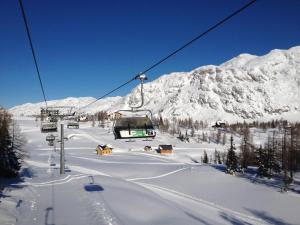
[77, 0, 257, 111]
[77, 76, 137, 111]
[139, 0, 257, 76]
[18, 0, 48, 108]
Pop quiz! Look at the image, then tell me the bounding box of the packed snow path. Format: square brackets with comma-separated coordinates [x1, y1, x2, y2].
[2, 118, 299, 225]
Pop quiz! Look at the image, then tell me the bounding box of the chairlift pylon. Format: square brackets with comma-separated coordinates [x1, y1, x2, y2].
[113, 74, 156, 139]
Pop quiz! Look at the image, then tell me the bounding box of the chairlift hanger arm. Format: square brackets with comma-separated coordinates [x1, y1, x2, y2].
[115, 109, 153, 119]
[130, 74, 147, 110]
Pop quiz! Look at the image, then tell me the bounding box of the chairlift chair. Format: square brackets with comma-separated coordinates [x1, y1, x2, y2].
[41, 121, 57, 133]
[113, 112, 156, 139]
[67, 121, 79, 129]
[40, 108, 58, 133]
[46, 134, 56, 142]
[112, 74, 156, 140]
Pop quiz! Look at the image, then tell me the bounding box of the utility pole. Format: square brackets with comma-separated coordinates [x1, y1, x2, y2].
[60, 124, 65, 174]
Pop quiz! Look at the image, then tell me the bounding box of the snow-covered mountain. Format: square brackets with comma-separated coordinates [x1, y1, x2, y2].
[9, 46, 300, 122]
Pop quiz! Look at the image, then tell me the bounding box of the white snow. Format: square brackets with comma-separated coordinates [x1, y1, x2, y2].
[1, 118, 299, 225]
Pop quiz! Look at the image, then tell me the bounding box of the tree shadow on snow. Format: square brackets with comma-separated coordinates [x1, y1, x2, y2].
[184, 211, 214, 225]
[237, 171, 300, 194]
[0, 167, 34, 201]
[219, 212, 252, 225]
[210, 164, 227, 172]
[245, 208, 294, 225]
[211, 165, 300, 194]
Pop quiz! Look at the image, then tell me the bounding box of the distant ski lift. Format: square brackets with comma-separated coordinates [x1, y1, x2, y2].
[46, 134, 56, 142]
[40, 108, 58, 133]
[65, 113, 80, 129]
[41, 121, 58, 133]
[113, 74, 156, 140]
[212, 120, 226, 129]
[40, 106, 78, 132]
[46, 134, 56, 146]
[67, 121, 79, 129]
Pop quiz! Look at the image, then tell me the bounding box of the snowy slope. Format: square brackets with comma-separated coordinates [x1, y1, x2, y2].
[2, 118, 300, 225]
[9, 46, 300, 122]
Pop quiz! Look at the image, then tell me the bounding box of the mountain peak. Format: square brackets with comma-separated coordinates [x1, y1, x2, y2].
[10, 46, 300, 122]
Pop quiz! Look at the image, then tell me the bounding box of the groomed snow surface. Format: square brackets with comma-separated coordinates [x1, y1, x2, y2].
[1, 118, 300, 225]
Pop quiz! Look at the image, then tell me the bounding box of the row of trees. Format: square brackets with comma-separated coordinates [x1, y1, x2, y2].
[0, 108, 25, 177]
[224, 124, 300, 190]
[89, 112, 300, 186]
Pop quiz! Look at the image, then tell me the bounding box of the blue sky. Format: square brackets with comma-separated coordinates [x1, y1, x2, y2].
[0, 0, 299, 108]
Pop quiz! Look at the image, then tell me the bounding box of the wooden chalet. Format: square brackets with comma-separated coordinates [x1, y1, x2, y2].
[158, 145, 173, 154]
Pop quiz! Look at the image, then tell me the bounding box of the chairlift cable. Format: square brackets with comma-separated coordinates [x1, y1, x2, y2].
[139, 0, 257, 75]
[18, 0, 48, 108]
[76, 0, 257, 112]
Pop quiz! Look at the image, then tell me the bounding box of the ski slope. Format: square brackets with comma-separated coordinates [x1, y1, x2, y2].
[1, 118, 299, 225]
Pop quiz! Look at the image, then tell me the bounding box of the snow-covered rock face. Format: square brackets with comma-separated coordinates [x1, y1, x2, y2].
[9, 46, 300, 122]
[8, 96, 123, 116]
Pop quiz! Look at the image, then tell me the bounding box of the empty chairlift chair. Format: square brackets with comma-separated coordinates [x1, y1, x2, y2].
[41, 120, 58, 133]
[67, 121, 79, 129]
[112, 73, 157, 140]
[113, 116, 156, 139]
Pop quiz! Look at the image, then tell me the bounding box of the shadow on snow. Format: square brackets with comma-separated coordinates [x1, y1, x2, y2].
[0, 166, 34, 201]
[83, 175, 104, 192]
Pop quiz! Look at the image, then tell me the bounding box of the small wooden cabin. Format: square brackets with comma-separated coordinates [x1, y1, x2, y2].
[158, 145, 173, 154]
[96, 144, 112, 155]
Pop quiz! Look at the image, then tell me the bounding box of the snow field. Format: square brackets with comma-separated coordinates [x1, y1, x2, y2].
[1, 118, 299, 225]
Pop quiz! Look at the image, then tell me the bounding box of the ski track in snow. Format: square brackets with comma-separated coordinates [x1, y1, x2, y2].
[7, 118, 300, 225]
[16, 174, 89, 187]
[72, 155, 184, 165]
[25, 159, 110, 177]
[127, 167, 188, 181]
[136, 182, 270, 225]
[21, 153, 282, 224]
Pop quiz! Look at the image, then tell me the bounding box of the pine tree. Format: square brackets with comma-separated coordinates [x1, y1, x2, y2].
[255, 145, 268, 177]
[92, 115, 95, 127]
[240, 136, 250, 169]
[217, 152, 222, 164]
[191, 126, 195, 137]
[202, 132, 206, 142]
[0, 109, 21, 177]
[222, 132, 227, 145]
[216, 129, 221, 144]
[214, 149, 218, 164]
[226, 136, 238, 174]
[203, 150, 208, 164]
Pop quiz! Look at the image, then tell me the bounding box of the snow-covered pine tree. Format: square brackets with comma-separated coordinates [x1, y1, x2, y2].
[226, 136, 238, 174]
